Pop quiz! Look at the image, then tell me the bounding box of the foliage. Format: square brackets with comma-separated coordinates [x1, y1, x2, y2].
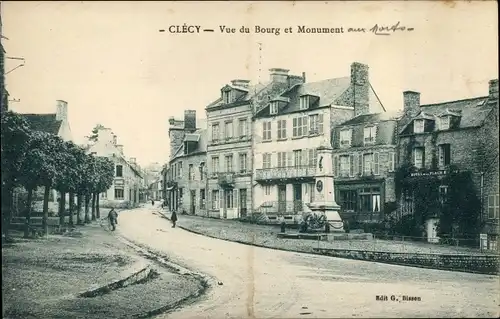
[85, 124, 105, 142]
[94, 156, 114, 194]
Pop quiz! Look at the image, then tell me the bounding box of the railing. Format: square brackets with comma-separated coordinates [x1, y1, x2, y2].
[254, 200, 304, 215]
[255, 165, 316, 181]
[217, 172, 236, 186]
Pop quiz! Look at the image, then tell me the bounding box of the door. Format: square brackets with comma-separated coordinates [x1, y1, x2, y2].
[239, 189, 247, 217]
[190, 190, 196, 215]
[278, 185, 287, 213]
[293, 184, 302, 212]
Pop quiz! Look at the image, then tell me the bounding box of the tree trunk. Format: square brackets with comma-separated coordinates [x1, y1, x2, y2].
[96, 195, 101, 219]
[42, 185, 50, 236]
[1, 184, 14, 239]
[84, 194, 91, 223]
[69, 192, 75, 226]
[59, 191, 66, 227]
[77, 194, 83, 225]
[24, 188, 34, 238]
[91, 193, 97, 221]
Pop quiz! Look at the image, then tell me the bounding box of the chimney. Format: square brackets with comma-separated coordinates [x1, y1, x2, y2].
[184, 110, 196, 132]
[403, 91, 421, 117]
[112, 135, 117, 145]
[55, 100, 68, 121]
[231, 79, 250, 89]
[116, 144, 123, 154]
[350, 62, 370, 116]
[130, 157, 136, 164]
[302, 72, 306, 83]
[269, 68, 290, 83]
[489, 79, 499, 100]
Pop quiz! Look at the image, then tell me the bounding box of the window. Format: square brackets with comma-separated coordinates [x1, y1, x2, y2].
[373, 152, 380, 175]
[438, 144, 451, 167]
[440, 116, 450, 130]
[262, 153, 272, 169]
[349, 154, 355, 177]
[225, 154, 233, 172]
[212, 190, 220, 209]
[292, 116, 308, 137]
[200, 189, 206, 209]
[364, 126, 376, 144]
[199, 162, 205, 180]
[188, 164, 195, 180]
[101, 192, 107, 199]
[270, 101, 278, 115]
[293, 150, 302, 167]
[179, 162, 183, 176]
[488, 194, 499, 219]
[414, 119, 424, 133]
[309, 183, 315, 203]
[359, 187, 381, 212]
[299, 95, 310, 110]
[488, 235, 498, 251]
[262, 121, 272, 141]
[212, 156, 219, 174]
[339, 155, 349, 177]
[277, 119, 287, 139]
[116, 165, 123, 177]
[239, 153, 247, 173]
[238, 119, 247, 137]
[226, 190, 234, 209]
[363, 153, 373, 175]
[439, 186, 448, 205]
[308, 149, 318, 167]
[340, 129, 352, 147]
[114, 188, 124, 200]
[225, 121, 233, 140]
[222, 90, 232, 104]
[414, 147, 424, 169]
[388, 152, 396, 172]
[264, 185, 271, 196]
[309, 114, 324, 135]
[278, 152, 287, 167]
[212, 123, 220, 142]
[339, 190, 357, 211]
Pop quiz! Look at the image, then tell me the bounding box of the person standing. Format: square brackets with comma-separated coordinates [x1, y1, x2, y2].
[171, 210, 178, 228]
[108, 208, 118, 231]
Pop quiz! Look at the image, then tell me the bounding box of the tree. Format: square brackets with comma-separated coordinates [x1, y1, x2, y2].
[1, 111, 32, 238]
[85, 124, 105, 143]
[65, 143, 87, 226]
[93, 157, 114, 219]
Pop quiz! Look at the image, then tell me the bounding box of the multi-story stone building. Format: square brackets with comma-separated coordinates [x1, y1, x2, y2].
[165, 110, 207, 215]
[86, 127, 143, 208]
[252, 62, 385, 220]
[332, 111, 400, 224]
[205, 70, 305, 219]
[397, 79, 499, 248]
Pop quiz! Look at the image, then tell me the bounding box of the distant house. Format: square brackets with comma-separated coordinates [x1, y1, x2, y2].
[86, 127, 144, 208]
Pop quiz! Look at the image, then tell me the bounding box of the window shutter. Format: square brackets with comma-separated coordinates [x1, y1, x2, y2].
[219, 190, 223, 211]
[234, 189, 238, 208]
[303, 116, 309, 136]
[349, 129, 353, 146]
[303, 150, 309, 167]
[308, 149, 314, 166]
[318, 114, 324, 134]
[287, 152, 293, 167]
[349, 155, 354, 177]
[293, 118, 297, 137]
[358, 154, 363, 175]
[374, 152, 380, 175]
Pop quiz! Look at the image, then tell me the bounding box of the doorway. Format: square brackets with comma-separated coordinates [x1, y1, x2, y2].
[293, 184, 302, 212]
[190, 190, 196, 215]
[239, 189, 247, 217]
[278, 184, 287, 213]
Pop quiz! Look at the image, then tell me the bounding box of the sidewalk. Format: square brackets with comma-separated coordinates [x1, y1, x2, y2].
[161, 210, 494, 256]
[2, 213, 204, 318]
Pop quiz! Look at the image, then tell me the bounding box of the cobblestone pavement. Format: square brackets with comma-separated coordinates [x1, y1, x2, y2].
[117, 208, 499, 319]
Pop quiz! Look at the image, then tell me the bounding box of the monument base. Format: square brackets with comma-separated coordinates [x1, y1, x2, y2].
[309, 201, 344, 233]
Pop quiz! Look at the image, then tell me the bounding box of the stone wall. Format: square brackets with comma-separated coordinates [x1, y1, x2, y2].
[312, 248, 499, 275]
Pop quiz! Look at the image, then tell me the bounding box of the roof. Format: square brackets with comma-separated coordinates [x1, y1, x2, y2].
[339, 111, 402, 126]
[255, 77, 352, 117]
[206, 82, 270, 109]
[20, 113, 62, 135]
[171, 128, 207, 161]
[399, 96, 495, 134]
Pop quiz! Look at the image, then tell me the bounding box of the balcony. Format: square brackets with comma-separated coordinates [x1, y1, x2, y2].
[255, 165, 316, 183]
[218, 172, 236, 187]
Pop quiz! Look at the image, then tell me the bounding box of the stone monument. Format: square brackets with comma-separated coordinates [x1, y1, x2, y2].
[308, 138, 344, 232]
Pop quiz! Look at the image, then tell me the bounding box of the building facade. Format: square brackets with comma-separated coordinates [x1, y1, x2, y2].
[252, 62, 385, 220]
[397, 79, 499, 248]
[165, 110, 207, 215]
[205, 70, 306, 219]
[86, 127, 143, 207]
[332, 112, 399, 224]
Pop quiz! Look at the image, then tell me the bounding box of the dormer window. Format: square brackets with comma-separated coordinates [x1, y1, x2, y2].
[440, 116, 450, 130]
[414, 119, 424, 133]
[340, 129, 352, 147]
[270, 101, 278, 115]
[364, 126, 377, 144]
[299, 95, 310, 110]
[222, 90, 233, 104]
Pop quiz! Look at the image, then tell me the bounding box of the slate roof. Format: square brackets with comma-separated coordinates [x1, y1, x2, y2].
[206, 82, 270, 109]
[255, 77, 352, 118]
[171, 128, 207, 161]
[20, 113, 62, 135]
[339, 111, 402, 126]
[399, 96, 495, 134]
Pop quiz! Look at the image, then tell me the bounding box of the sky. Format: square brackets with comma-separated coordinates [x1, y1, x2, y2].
[2, 1, 498, 167]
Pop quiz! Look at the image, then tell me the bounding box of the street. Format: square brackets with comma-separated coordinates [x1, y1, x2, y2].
[117, 207, 499, 319]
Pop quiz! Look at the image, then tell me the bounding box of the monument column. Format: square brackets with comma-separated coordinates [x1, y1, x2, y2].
[309, 139, 344, 232]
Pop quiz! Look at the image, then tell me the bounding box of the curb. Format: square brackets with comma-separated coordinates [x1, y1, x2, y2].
[78, 264, 154, 298]
[156, 210, 498, 276]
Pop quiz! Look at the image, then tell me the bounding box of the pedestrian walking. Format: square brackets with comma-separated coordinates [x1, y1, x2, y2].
[171, 210, 178, 228]
[151, 200, 154, 206]
[108, 208, 118, 231]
